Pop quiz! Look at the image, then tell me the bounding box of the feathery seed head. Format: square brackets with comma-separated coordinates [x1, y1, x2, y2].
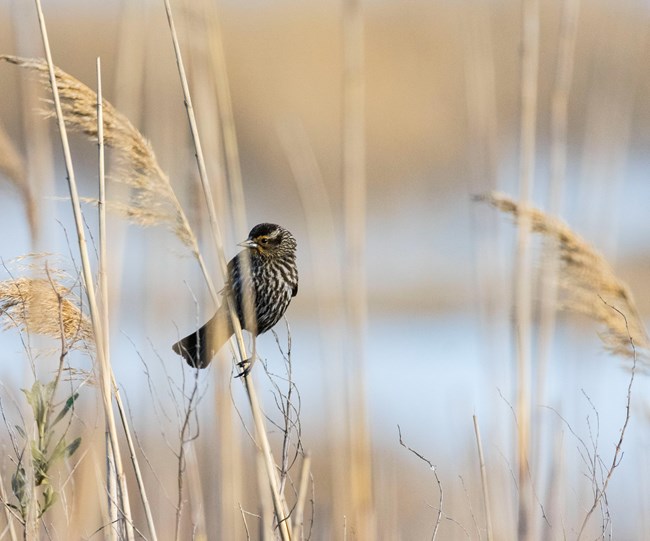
[484, 191, 649, 362]
[0, 54, 199, 254]
[0, 277, 93, 349]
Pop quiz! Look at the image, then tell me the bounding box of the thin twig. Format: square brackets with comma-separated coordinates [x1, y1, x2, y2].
[266, 326, 303, 494]
[174, 368, 200, 541]
[577, 300, 637, 539]
[458, 475, 480, 540]
[472, 415, 493, 541]
[238, 503, 252, 541]
[397, 425, 443, 540]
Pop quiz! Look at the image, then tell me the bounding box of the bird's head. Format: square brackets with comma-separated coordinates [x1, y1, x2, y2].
[239, 223, 297, 259]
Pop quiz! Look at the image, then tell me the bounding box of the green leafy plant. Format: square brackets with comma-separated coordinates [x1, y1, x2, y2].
[10, 381, 81, 521]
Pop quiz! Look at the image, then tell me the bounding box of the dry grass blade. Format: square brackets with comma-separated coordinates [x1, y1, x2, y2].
[0, 54, 197, 253]
[0, 120, 27, 192]
[484, 191, 650, 360]
[0, 120, 36, 237]
[0, 276, 93, 348]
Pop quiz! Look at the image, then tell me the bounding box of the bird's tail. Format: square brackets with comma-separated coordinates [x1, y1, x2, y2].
[172, 307, 234, 368]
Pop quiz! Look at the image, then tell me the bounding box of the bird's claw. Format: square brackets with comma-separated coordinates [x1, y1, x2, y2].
[235, 358, 253, 378]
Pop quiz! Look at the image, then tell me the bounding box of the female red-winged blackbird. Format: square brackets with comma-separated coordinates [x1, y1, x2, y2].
[172, 223, 298, 369]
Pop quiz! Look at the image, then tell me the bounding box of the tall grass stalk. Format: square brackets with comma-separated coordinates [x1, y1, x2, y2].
[96, 57, 159, 541]
[514, 0, 540, 538]
[197, 0, 247, 236]
[536, 0, 580, 388]
[32, 2, 134, 539]
[292, 453, 312, 540]
[463, 5, 504, 395]
[180, 2, 245, 534]
[95, 55, 119, 539]
[342, 0, 374, 537]
[9, 0, 50, 245]
[539, 8, 582, 350]
[535, 1, 580, 535]
[279, 121, 348, 539]
[183, 443, 207, 537]
[162, 1, 292, 538]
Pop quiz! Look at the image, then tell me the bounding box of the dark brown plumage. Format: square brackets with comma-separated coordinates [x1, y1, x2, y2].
[172, 223, 298, 369]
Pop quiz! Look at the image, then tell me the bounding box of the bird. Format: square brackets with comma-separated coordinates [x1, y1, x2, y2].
[172, 223, 298, 370]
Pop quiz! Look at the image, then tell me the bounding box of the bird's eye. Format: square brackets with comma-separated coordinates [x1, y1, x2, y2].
[259, 237, 269, 245]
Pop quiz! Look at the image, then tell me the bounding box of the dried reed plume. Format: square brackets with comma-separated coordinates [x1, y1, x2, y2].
[0, 120, 36, 237]
[484, 191, 649, 360]
[0, 55, 197, 252]
[0, 276, 93, 349]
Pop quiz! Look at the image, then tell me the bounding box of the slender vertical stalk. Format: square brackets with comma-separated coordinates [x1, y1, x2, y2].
[96, 58, 108, 400]
[256, 452, 275, 539]
[9, 0, 50, 245]
[162, 0, 226, 276]
[162, 2, 291, 538]
[342, 1, 366, 336]
[99, 57, 158, 541]
[92, 62, 162, 540]
[342, 0, 374, 538]
[96, 56, 119, 541]
[535, 2, 580, 535]
[515, 0, 539, 539]
[183, 443, 207, 538]
[279, 121, 346, 541]
[113, 386, 159, 541]
[292, 454, 312, 541]
[473, 415, 493, 541]
[536, 0, 580, 403]
[201, 1, 247, 236]
[183, 6, 247, 532]
[33, 3, 134, 539]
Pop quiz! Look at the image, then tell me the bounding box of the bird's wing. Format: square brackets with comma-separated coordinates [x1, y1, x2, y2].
[224, 250, 255, 303]
[220, 252, 242, 293]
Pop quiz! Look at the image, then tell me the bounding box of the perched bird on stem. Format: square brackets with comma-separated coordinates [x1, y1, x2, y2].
[173, 223, 298, 371]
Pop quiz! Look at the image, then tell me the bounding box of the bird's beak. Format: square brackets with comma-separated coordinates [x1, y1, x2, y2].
[238, 239, 258, 249]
